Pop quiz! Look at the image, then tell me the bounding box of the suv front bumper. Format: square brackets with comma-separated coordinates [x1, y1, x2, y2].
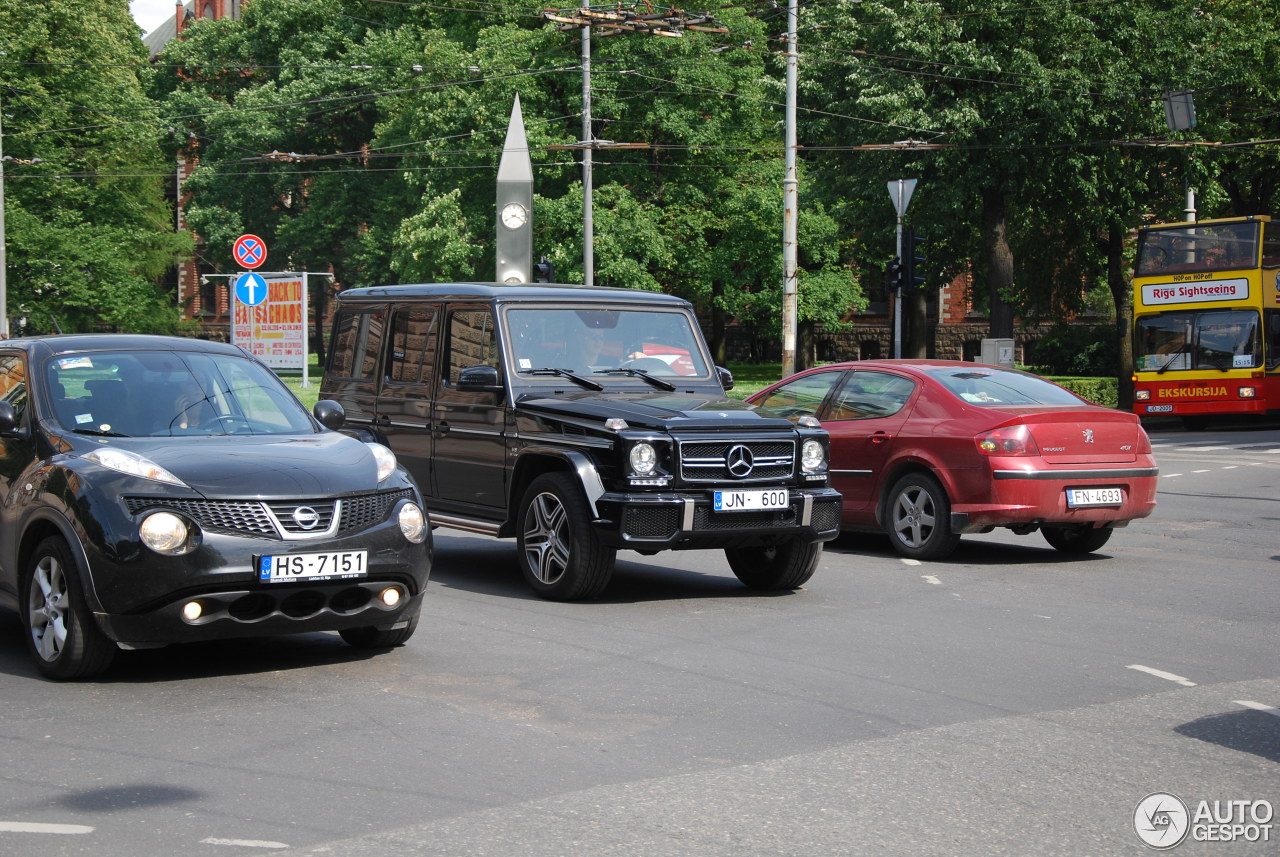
[595, 487, 842, 550]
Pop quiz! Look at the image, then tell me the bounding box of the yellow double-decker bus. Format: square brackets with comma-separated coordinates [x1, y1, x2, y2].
[1132, 215, 1280, 430]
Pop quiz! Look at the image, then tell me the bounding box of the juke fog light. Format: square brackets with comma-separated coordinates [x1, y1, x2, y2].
[398, 501, 428, 543]
[139, 511, 195, 555]
[380, 587, 403, 608]
[181, 601, 203, 622]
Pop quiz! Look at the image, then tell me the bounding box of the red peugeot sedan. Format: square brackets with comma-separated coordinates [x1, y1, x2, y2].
[748, 360, 1159, 559]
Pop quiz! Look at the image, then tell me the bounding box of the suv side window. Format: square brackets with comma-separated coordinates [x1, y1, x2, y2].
[327, 308, 384, 381]
[444, 308, 500, 386]
[387, 306, 438, 386]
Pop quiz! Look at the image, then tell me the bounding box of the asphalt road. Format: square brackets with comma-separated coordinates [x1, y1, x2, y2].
[0, 421, 1277, 857]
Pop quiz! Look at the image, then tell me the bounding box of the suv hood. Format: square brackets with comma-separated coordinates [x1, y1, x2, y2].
[517, 391, 798, 431]
[77, 433, 386, 498]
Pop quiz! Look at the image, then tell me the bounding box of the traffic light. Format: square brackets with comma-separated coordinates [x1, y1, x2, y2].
[903, 229, 926, 289]
[533, 257, 555, 283]
[885, 256, 903, 291]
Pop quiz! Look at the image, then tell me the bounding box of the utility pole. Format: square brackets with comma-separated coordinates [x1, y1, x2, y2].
[0, 97, 8, 338]
[542, 5, 726, 287]
[781, 0, 798, 376]
[581, 24, 593, 285]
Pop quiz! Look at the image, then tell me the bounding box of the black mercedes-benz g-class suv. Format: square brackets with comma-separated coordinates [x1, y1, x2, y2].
[321, 283, 841, 600]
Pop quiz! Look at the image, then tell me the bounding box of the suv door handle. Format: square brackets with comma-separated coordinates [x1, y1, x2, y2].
[374, 415, 391, 427]
[434, 421, 450, 438]
[869, 431, 890, 445]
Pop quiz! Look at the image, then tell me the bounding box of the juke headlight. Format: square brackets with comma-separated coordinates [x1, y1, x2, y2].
[139, 511, 196, 555]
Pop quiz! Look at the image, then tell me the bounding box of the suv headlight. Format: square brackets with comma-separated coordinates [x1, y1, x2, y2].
[800, 439, 827, 474]
[629, 442, 657, 476]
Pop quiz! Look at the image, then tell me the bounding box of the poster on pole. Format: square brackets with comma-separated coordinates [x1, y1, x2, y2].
[231, 275, 307, 370]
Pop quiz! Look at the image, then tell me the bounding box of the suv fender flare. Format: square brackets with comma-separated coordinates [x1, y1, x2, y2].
[511, 448, 606, 518]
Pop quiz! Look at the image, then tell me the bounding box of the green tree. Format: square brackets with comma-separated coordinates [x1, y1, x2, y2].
[151, 2, 865, 366]
[0, 0, 191, 333]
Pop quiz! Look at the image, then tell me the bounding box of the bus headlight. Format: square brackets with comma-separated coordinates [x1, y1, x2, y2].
[1135, 389, 1151, 401]
[1239, 386, 1257, 398]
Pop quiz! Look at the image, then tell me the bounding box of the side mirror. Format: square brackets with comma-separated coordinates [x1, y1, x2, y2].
[0, 402, 19, 435]
[313, 399, 346, 430]
[457, 365, 504, 394]
[716, 366, 734, 391]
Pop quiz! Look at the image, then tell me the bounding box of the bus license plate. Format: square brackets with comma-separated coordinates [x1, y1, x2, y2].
[1145, 404, 1174, 413]
[714, 489, 789, 512]
[1065, 487, 1123, 508]
[258, 550, 367, 582]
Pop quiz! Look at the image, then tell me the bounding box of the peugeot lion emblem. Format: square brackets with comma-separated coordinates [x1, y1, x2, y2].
[292, 506, 321, 529]
[1082, 429, 1095, 444]
[726, 444, 755, 478]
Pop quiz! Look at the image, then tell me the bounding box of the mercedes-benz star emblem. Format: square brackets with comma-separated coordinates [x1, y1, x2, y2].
[292, 506, 321, 529]
[726, 445, 755, 478]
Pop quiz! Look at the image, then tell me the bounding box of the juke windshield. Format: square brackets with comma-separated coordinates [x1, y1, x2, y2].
[45, 350, 316, 437]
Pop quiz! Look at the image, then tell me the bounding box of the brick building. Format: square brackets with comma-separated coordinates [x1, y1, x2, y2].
[145, 1, 244, 339]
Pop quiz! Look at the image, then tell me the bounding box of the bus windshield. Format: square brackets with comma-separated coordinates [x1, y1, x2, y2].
[1135, 309, 1261, 373]
[1135, 221, 1260, 277]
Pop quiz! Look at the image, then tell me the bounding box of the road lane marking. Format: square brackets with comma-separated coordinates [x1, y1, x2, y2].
[201, 838, 289, 849]
[1126, 664, 1197, 686]
[901, 558, 921, 567]
[0, 822, 93, 834]
[1235, 700, 1280, 718]
[922, 575, 941, 585]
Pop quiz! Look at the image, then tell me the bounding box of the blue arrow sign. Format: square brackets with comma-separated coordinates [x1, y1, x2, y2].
[235, 272, 268, 307]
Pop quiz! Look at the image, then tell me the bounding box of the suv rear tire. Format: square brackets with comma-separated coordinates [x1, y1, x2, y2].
[517, 473, 616, 600]
[725, 539, 820, 590]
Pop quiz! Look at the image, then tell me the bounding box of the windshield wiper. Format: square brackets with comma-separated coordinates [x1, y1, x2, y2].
[71, 427, 129, 437]
[522, 367, 603, 391]
[1156, 348, 1189, 374]
[596, 367, 677, 391]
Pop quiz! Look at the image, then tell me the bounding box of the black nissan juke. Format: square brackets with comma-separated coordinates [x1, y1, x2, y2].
[0, 334, 431, 680]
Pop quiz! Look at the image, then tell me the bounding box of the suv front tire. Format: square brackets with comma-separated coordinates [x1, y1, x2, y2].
[517, 473, 617, 600]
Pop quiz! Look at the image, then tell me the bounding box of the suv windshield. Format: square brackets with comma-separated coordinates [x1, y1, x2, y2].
[45, 350, 316, 437]
[505, 306, 711, 379]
